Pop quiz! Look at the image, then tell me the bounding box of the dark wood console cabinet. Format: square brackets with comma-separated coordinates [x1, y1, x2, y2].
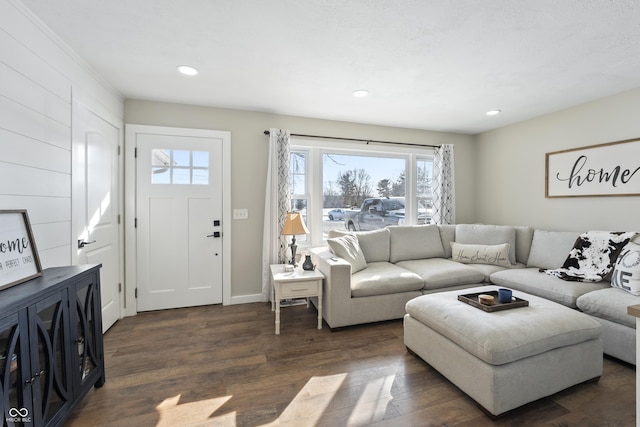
[0, 265, 104, 427]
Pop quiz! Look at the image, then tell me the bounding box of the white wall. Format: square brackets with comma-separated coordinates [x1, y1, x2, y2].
[125, 100, 477, 301]
[475, 87, 640, 231]
[0, 0, 123, 267]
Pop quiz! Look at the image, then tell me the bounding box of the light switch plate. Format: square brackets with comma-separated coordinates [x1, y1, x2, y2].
[233, 209, 249, 220]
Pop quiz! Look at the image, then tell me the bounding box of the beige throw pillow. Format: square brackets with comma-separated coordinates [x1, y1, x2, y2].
[455, 224, 516, 264]
[327, 234, 367, 274]
[450, 242, 512, 267]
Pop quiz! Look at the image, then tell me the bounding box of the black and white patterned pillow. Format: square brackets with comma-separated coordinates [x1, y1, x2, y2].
[542, 231, 636, 282]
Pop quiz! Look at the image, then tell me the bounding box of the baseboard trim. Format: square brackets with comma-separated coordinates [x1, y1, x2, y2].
[230, 293, 264, 305]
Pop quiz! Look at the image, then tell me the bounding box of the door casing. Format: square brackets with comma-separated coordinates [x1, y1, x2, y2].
[124, 125, 232, 315]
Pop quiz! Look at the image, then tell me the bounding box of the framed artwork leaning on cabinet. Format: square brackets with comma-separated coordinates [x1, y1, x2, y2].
[0, 210, 42, 291]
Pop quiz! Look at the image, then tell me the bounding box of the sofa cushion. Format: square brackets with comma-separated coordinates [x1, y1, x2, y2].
[514, 226, 534, 265]
[396, 258, 485, 290]
[527, 230, 580, 269]
[611, 241, 640, 296]
[351, 262, 424, 297]
[438, 224, 456, 258]
[577, 287, 640, 329]
[355, 228, 391, 263]
[389, 225, 445, 263]
[490, 268, 609, 308]
[450, 242, 511, 267]
[327, 228, 390, 263]
[467, 262, 526, 283]
[455, 224, 517, 264]
[327, 234, 367, 274]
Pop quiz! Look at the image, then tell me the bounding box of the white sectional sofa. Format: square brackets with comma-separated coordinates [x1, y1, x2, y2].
[309, 223, 640, 364]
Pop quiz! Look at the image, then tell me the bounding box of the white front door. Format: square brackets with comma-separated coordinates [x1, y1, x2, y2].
[72, 100, 123, 332]
[135, 132, 224, 311]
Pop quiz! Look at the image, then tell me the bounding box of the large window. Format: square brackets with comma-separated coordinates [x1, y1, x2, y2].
[290, 138, 434, 247]
[289, 150, 309, 245]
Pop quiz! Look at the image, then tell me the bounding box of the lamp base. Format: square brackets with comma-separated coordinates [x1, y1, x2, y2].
[289, 241, 298, 266]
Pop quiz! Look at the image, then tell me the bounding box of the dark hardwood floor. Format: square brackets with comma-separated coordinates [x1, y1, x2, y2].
[67, 302, 636, 426]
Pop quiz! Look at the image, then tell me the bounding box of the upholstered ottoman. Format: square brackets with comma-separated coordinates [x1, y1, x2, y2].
[404, 286, 603, 416]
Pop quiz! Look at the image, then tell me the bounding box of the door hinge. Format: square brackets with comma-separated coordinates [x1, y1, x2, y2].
[118, 145, 121, 156]
[118, 283, 122, 293]
[134, 218, 137, 228]
[134, 147, 138, 158]
[135, 288, 138, 298]
[118, 214, 121, 225]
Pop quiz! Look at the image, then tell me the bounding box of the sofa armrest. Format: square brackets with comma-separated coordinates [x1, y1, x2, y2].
[309, 246, 353, 328]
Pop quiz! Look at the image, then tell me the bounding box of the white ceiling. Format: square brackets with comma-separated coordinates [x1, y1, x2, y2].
[20, 0, 640, 134]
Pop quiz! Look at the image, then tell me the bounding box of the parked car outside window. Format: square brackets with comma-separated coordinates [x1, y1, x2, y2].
[327, 209, 345, 221]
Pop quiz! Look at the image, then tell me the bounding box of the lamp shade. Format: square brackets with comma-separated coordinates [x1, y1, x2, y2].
[281, 212, 309, 236]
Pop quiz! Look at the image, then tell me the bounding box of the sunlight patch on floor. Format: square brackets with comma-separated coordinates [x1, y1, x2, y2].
[152, 373, 396, 426]
[155, 394, 233, 427]
[265, 373, 348, 426]
[347, 374, 395, 426]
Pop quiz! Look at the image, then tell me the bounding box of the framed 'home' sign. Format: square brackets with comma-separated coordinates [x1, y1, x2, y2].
[546, 138, 640, 198]
[0, 210, 42, 290]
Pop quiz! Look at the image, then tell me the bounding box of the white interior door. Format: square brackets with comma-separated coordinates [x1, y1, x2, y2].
[72, 99, 122, 332]
[136, 133, 223, 311]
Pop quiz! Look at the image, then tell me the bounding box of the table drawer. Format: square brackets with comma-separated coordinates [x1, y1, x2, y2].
[280, 281, 319, 298]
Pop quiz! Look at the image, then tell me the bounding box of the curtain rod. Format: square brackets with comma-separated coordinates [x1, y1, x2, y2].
[263, 130, 439, 148]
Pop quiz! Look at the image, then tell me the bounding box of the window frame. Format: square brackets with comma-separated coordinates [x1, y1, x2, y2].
[291, 137, 435, 248]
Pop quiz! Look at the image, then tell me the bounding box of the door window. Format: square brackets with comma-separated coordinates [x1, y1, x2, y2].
[151, 149, 209, 185]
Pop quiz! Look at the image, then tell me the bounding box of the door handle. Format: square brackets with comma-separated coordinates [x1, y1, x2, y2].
[78, 239, 96, 249]
[206, 232, 222, 238]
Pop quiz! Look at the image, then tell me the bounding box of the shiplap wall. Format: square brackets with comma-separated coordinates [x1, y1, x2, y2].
[0, 0, 123, 267]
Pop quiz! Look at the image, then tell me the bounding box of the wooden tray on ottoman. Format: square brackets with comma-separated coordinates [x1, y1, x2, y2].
[458, 290, 529, 312]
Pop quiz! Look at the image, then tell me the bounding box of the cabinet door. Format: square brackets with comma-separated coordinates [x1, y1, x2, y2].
[72, 273, 105, 395]
[28, 291, 73, 427]
[0, 313, 32, 427]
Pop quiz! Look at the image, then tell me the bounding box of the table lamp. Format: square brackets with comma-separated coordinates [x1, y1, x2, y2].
[281, 212, 309, 266]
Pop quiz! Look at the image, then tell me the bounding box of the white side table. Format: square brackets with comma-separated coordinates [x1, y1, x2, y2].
[270, 264, 324, 335]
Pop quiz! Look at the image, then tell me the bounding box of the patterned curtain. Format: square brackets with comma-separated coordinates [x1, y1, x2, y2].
[261, 129, 291, 301]
[432, 144, 455, 225]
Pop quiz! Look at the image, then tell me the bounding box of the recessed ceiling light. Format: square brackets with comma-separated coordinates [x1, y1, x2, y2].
[352, 89, 369, 97]
[177, 65, 199, 76]
[486, 109, 502, 116]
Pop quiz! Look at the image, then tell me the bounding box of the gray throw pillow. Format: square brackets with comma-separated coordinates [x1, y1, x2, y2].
[327, 234, 367, 274]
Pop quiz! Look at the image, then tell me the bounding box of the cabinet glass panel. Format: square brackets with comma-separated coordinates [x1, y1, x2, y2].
[76, 284, 97, 382]
[35, 299, 70, 424]
[0, 320, 25, 426]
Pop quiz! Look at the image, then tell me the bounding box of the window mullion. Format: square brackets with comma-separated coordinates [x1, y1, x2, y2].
[405, 155, 416, 225]
[310, 147, 323, 246]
